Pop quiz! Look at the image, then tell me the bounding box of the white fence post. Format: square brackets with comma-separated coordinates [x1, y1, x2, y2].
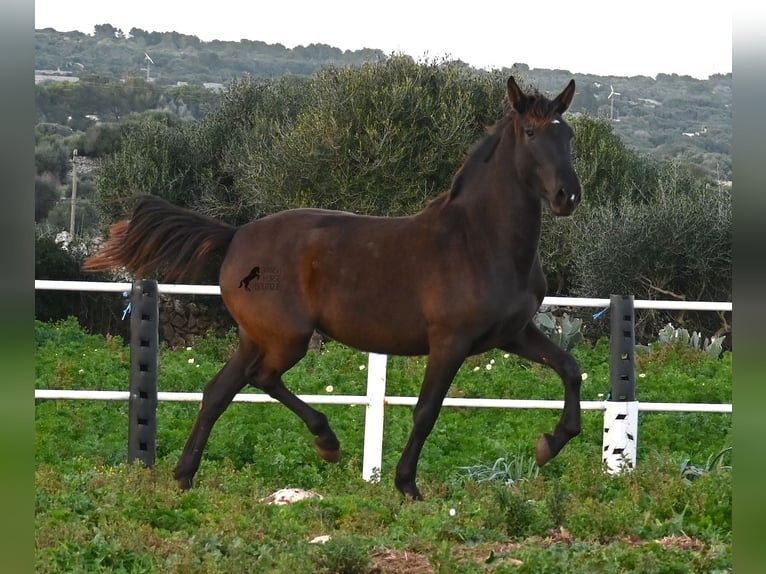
[362, 353, 387, 482]
[602, 401, 639, 473]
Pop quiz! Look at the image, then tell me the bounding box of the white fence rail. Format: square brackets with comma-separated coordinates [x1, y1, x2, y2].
[35, 280, 734, 312]
[34, 280, 732, 479]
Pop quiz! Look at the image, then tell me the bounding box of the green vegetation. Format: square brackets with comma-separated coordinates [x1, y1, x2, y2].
[36, 318, 732, 572]
[35, 26, 385, 86]
[35, 27, 731, 182]
[34, 26, 733, 572]
[35, 57, 731, 342]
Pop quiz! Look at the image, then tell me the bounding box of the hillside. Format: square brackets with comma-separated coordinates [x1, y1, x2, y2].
[35, 27, 731, 181]
[513, 65, 731, 181]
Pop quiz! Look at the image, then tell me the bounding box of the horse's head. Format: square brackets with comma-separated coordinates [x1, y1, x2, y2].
[507, 76, 581, 216]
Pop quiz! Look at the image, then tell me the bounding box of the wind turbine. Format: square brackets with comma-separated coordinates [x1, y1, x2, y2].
[143, 52, 154, 81]
[608, 84, 620, 121]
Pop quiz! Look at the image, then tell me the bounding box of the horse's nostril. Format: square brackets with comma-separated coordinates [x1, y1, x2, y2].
[565, 187, 581, 204]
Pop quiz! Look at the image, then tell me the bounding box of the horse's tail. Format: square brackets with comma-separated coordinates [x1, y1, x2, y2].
[83, 195, 238, 282]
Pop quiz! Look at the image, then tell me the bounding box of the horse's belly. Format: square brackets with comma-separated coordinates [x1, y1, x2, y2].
[317, 303, 431, 356]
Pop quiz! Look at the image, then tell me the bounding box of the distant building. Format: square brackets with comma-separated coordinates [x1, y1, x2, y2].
[682, 126, 707, 137]
[35, 69, 79, 84]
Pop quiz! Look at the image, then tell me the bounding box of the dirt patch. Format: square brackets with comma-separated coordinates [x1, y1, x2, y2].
[367, 529, 712, 573]
[369, 549, 433, 574]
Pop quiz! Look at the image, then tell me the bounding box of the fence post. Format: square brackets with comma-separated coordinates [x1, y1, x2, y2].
[362, 353, 387, 482]
[602, 294, 639, 473]
[128, 279, 159, 467]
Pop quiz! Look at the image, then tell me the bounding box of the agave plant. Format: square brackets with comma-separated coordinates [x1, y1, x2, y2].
[679, 446, 732, 482]
[459, 453, 540, 486]
[657, 323, 725, 359]
[534, 311, 584, 351]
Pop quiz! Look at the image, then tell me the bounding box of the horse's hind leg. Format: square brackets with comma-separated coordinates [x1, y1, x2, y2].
[173, 332, 259, 490]
[250, 342, 341, 463]
[502, 323, 582, 466]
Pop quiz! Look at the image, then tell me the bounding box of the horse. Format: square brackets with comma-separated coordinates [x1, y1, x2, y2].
[84, 76, 583, 501]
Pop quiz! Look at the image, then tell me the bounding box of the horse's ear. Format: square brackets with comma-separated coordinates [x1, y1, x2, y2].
[553, 79, 576, 114]
[507, 76, 527, 113]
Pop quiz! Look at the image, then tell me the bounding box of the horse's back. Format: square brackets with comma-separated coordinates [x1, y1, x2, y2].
[219, 208, 435, 354]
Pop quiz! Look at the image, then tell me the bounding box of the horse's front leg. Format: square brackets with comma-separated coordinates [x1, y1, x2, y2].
[395, 342, 467, 501]
[502, 322, 582, 466]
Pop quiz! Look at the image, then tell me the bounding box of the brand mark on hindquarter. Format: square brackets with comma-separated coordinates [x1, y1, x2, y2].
[239, 265, 280, 291]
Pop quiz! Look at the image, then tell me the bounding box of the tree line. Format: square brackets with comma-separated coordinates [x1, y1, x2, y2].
[35, 26, 385, 86]
[36, 26, 732, 184]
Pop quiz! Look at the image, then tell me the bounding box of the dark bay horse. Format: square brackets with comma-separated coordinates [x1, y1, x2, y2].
[84, 77, 583, 500]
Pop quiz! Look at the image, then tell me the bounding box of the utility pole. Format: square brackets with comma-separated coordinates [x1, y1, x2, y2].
[70, 148, 77, 238]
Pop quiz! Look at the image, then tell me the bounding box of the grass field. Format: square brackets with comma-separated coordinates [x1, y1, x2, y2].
[35, 318, 732, 572]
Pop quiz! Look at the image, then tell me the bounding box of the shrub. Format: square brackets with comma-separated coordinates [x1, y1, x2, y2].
[570, 188, 731, 342]
[35, 140, 70, 180]
[235, 57, 504, 218]
[313, 535, 371, 574]
[487, 484, 552, 539]
[34, 236, 128, 338]
[96, 114, 211, 222]
[95, 57, 505, 225]
[35, 173, 61, 222]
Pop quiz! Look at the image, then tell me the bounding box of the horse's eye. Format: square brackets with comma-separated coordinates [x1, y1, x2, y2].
[525, 128, 534, 138]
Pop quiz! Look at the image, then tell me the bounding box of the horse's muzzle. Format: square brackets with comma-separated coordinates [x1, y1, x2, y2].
[550, 184, 582, 216]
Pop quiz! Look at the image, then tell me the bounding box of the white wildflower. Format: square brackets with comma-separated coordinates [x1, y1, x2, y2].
[188, 358, 195, 364]
[325, 385, 334, 393]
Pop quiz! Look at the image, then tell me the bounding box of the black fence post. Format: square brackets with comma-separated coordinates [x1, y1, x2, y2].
[128, 279, 159, 467]
[602, 294, 639, 473]
[609, 294, 636, 402]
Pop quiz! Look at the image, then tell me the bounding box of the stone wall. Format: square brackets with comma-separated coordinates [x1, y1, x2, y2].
[159, 296, 233, 348]
[158, 295, 327, 352]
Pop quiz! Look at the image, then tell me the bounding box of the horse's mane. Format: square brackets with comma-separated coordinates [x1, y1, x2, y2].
[445, 130, 502, 201]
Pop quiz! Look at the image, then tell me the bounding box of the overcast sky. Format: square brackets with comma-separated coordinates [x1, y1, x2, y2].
[34, 0, 732, 80]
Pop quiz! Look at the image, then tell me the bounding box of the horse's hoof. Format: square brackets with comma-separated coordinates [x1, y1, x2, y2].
[394, 477, 424, 501]
[535, 433, 554, 467]
[314, 436, 341, 463]
[405, 489, 424, 502]
[176, 476, 194, 491]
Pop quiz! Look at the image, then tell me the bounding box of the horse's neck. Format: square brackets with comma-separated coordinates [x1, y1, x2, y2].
[451, 156, 543, 266]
